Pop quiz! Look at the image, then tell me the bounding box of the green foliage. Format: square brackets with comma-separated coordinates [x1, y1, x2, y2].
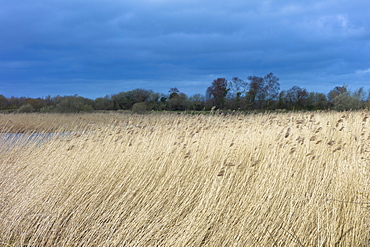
[307, 92, 328, 110]
[112, 89, 153, 110]
[332, 93, 363, 111]
[167, 93, 189, 111]
[365, 99, 370, 109]
[328, 85, 348, 102]
[18, 104, 35, 113]
[24, 98, 45, 111]
[132, 102, 148, 113]
[40, 106, 55, 113]
[188, 94, 206, 111]
[1, 76, 369, 113]
[94, 97, 113, 110]
[81, 104, 94, 112]
[169, 88, 180, 99]
[0, 94, 7, 110]
[54, 96, 94, 113]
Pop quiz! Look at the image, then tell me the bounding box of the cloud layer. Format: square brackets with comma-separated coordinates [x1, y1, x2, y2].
[1, 0, 369, 98]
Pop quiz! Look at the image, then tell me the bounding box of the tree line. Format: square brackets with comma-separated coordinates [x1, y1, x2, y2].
[1, 73, 369, 113]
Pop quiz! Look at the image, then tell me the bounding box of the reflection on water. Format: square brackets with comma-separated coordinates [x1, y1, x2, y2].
[0, 132, 74, 150]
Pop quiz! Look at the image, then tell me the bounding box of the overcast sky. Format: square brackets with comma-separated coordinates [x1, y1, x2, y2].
[1, 0, 369, 99]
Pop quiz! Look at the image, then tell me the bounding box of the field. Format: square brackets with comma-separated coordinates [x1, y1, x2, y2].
[0, 111, 369, 246]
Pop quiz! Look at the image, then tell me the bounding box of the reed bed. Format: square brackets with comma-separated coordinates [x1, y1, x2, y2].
[0, 111, 369, 246]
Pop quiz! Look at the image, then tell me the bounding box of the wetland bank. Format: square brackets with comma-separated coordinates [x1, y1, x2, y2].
[0, 112, 369, 246]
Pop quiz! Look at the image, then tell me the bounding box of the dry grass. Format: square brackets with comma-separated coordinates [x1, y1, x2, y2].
[0, 111, 369, 246]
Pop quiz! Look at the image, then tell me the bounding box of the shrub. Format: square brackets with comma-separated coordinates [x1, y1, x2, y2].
[332, 93, 363, 111]
[81, 104, 93, 112]
[132, 102, 148, 113]
[18, 103, 35, 113]
[40, 106, 55, 113]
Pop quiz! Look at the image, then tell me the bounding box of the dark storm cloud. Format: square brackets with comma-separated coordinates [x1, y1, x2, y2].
[1, 0, 369, 98]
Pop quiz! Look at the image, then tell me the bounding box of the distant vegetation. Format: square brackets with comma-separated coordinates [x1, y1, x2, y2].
[1, 73, 370, 113]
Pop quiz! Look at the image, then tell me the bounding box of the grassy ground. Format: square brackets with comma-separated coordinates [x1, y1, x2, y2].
[0, 112, 369, 246]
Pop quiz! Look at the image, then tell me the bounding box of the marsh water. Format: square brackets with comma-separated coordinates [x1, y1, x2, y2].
[0, 132, 74, 150]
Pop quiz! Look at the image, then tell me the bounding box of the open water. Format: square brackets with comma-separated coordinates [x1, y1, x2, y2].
[0, 132, 73, 151]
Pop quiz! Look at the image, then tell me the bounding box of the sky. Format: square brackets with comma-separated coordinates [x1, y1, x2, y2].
[1, 0, 369, 99]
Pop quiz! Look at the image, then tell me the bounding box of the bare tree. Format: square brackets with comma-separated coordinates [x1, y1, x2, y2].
[286, 86, 309, 109]
[264, 73, 280, 108]
[246, 75, 264, 106]
[228, 77, 248, 98]
[246, 73, 280, 109]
